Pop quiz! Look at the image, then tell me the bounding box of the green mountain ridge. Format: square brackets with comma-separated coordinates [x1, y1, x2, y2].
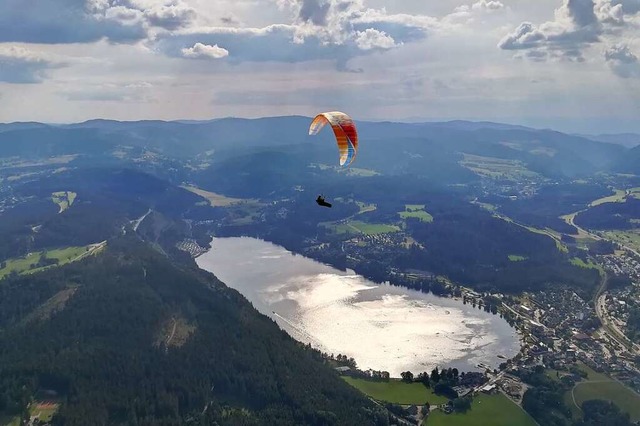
[0, 236, 390, 425]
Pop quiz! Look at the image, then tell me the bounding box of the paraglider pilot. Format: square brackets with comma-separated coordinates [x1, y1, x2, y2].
[316, 194, 332, 208]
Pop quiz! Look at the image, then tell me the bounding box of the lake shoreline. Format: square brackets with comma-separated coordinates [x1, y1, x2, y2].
[196, 236, 524, 377]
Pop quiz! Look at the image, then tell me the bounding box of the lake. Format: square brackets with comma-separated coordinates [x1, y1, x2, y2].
[196, 237, 521, 377]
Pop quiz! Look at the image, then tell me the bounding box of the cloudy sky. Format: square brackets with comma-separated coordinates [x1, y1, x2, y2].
[0, 0, 639, 133]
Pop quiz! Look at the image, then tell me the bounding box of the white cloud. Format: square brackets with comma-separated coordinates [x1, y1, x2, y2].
[498, 0, 602, 61]
[0, 0, 198, 44]
[0, 46, 66, 83]
[0, 0, 147, 44]
[354, 29, 397, 50]
[154, 1, 436, 71]
[472, 1, 505, 11]
[499, 0, 640, 62]
[455, 0, 505, 14]
[604, 43, 640, 77]
[611, 0, 640, 14]
[181, 42, 229, 59]
[144, 2, 197, 30]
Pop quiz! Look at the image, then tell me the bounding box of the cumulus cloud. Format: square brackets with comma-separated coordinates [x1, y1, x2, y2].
[604, 43, 640, 77]
[500, 0, 640, 62]
[595, 1, 625, 25]
[298, 0, 332, 25]
[143, 3, 197, 31]
[0, 0, 146, 44]
[181, 42, 230, 59]
[473, 0, 505, 10]
[0, 47, 66, 83]
[611, 0, 640, 14]
[498, 0, 603, 61]
[0, 0, 196, 44]
[457, 0, 505, 13]
[154, 0, 435, 71]
[354, 29, 396, 50]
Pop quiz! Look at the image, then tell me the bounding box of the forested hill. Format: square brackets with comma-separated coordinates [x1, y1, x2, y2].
[611, 144, 640, 174]
[0, 236, 389, 426]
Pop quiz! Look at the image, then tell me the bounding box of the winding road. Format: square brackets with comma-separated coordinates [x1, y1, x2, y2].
[564, 203, 638, 353]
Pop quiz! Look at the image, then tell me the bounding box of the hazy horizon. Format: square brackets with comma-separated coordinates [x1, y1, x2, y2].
[2, 114, 639, 137]
[1, 0, 639, 133]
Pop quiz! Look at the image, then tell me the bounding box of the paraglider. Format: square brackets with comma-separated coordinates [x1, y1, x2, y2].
[308, 111, 358, 167]
[309, 111, 358, 208]
[316, 194, 332, 208]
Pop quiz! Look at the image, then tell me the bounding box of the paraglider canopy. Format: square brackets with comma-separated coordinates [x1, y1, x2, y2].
[308, 111, 358, 167]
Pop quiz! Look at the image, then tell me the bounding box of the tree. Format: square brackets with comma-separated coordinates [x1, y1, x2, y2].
[577, 399, 632, 426]
[401, 371, 414, 383]
[452, 397, 472, 413]
[434, 383, 458, 400]
[430, 368, 440, 383]
[421, 402, 430, 416]
[416, 372, 430, 388]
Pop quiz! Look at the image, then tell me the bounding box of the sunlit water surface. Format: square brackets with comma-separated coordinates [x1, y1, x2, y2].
[196, 237, 521, 377]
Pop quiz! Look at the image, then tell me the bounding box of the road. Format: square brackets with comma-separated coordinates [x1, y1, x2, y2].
[565, 206, 639, 354]
[594, 274, 631, 350]
[132, 208, 152, 232]
[566, 200, 640, 258]
[165, 318, 177, 351]
[564, 211, 601, 241]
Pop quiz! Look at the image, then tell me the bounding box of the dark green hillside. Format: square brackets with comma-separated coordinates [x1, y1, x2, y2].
[0, 117, 626, 182]
[576, 198, 640, 230]
[227, 181, 601, 296]
[0, 237, 390, 426]
[0, 168, 204, 260]
[497, 183, 611, 233]
[611, 144, 640, 175]
[0, 128, 116, 158]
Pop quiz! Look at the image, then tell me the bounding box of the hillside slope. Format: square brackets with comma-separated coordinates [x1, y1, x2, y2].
[0, 237, 389, 426]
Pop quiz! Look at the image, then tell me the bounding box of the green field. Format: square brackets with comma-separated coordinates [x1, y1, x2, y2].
[0, 245, 101, 279]
[342, 377, 448, 405]
[29, 403, 59, 423]
[324, 220, 401, 235]
[426, 393, 537, 426]
[460, 153, 538, 180]
[570, 257, 600, 270]
[181, 184, 252, 207]
[590, 189, 627, 207]
[51, 191, 77, 213]
[603, 230, 640, 253]
[355, 201, 377, 214]
[399, 205, 433, 223]
[508, 255, 528, 262]
[572, 382, 640, 421]
[566, 363, 640, 422]
[474, 202, 497, 212]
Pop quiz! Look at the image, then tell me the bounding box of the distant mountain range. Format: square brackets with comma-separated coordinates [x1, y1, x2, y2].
[577, 133, 640, 148]
[0, 116, 636, 177]
[612, 144, 640, 174]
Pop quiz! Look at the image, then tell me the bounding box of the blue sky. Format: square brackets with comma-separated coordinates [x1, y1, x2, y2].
[0, 0, 639, 133]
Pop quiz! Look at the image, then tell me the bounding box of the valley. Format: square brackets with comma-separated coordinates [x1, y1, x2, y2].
[0, 116, 638, 426]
